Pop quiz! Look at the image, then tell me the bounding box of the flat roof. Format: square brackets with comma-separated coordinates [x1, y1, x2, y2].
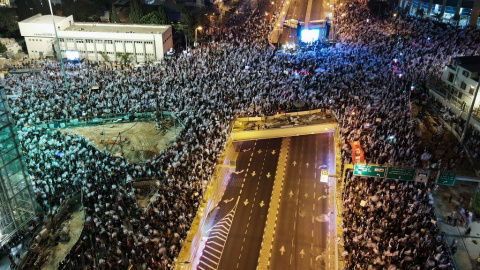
[20, 14, 68, 24]
[454, 56, 480, 73]
[65, 23, 170, 34]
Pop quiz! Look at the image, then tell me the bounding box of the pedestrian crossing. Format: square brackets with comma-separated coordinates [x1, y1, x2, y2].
[197, 197, 239, 270]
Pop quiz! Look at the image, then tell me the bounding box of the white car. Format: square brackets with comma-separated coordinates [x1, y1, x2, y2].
[283, 19, 303, 29]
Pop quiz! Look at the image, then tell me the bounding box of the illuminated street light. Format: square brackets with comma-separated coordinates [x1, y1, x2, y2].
[195, 26, 203, 47]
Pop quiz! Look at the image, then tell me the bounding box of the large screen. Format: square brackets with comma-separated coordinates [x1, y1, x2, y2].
[300, 29, 320, 43]
[65, 50, 80, 61]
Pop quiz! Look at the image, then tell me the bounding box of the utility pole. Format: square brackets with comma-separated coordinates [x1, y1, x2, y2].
[47, 0, 69, 91]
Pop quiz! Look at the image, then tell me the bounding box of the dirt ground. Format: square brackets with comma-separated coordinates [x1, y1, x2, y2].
[62, 121, 182, 164]
[41, 209, 85, 270]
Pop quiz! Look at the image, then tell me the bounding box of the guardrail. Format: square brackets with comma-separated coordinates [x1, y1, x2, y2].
[27, 111, 184, 130]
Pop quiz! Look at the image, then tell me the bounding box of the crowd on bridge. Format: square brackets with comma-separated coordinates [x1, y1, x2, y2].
[1, 0, 480, 269]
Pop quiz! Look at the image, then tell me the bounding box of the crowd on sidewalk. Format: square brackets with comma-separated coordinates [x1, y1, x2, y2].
[1, 0, 480, 269]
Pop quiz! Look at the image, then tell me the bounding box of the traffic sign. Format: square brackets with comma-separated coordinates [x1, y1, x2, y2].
[437, 172, 456, 186]
[386, 167, 415, 181]
[320, 169, 329, 182]
[353, 164, 386, 178]
[415, 169, 429, 183]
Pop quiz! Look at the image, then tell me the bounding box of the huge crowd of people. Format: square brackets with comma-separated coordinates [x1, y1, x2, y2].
[1, 0, 480, 268]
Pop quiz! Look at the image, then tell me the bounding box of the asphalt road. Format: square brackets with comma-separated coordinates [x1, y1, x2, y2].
[197, 138, 282, 270]
[279, 0, 332, 44]
[269, 133, 336, 270]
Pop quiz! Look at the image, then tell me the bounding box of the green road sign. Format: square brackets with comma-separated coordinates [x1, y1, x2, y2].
[353, 164, 386, 178]
[437, 172, 456, 186]
[386, 167, 415, 181]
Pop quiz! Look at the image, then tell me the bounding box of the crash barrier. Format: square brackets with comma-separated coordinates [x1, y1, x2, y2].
[236, 108, 332, 123]
[29, 111, 185, 130]
[175, 131, 238, 269]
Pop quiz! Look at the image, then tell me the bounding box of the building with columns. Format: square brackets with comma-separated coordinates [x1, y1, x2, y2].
[18, 14, 173, 63]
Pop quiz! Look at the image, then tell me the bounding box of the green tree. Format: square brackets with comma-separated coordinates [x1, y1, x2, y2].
[0, 9, 19, 37]
[129, 0, 143, 23]
[157, 5, 170, 24]
[110, 4, 120, 23]
[0, 42, 7, 53]
[98, 51, 112, 67]
[140, 12, 161, 24]
[116, 52, 133, 68]
[181, 7, 195, 39]
[62, 0, 103, 22]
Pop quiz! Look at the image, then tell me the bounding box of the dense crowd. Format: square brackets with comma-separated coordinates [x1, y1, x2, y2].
[1, 0, 480, 269]
[342, 175, 451, 269]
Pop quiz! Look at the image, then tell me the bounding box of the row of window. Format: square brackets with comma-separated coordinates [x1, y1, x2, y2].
[448, 71, 477, 95]
[60, 50, 154, 57]
[163, 33, 172, 44]
[59, 38, 154, 45]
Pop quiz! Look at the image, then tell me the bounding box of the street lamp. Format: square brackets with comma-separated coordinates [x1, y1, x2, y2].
[194, 26, 202, 47]
[47, 0, 69, 91]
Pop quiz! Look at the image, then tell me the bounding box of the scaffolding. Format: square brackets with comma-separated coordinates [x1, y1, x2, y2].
[0, 87, 35, 247]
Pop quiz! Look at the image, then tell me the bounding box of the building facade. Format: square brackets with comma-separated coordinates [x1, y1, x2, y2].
[0, 87, 35, 247]
[399, 0, 480, 28]
[18, 14, 173, 63]
[441, 56, 480, 111]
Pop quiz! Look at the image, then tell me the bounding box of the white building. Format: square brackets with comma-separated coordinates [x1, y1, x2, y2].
[441, 56, 480, 111]
[18, 14, 173, 63]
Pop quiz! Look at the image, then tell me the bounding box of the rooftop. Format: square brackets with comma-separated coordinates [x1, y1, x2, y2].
[65, 23, 170, 34]
[453, 55, 480, 73]
[19, 14, 68, 24]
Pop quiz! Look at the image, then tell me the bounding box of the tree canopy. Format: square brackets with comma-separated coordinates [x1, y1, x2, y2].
[129, 0, 143, 24]
[0, 42, 7, 53]
[61, 0, 104, 22]
[0, 8, 19, 37]
[110, 4, 120, 23]
[139, 9, 170, 25]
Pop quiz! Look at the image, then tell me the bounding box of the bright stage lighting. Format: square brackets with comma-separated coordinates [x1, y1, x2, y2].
[300, 29, 320, 43]
[65, 50, 80, 61]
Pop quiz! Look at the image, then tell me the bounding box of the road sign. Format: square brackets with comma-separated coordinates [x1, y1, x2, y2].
[415, 169, 429, 183]
[320, 169, 329, 182]
[353, 164, 386, 178]
[386, 167, 415, 181]
[437, 172, 456, 186]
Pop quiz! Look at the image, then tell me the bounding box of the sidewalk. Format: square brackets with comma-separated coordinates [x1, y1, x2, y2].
[434, 182, 480, 270]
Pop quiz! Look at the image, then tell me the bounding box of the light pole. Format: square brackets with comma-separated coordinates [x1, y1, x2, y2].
[460, 81, 480, 144]
[47, 0, 69, 91]
[194, 26, 202, 47]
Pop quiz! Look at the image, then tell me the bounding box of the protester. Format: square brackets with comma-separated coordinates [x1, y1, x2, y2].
[2, 0, 479, 269]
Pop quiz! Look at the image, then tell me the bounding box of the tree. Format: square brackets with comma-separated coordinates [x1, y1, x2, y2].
[0, 8, 19, 37]
[139, 9, 170, 25]
[157, 5, 170, 24]
[110, 4, 120, 23]
[116, 52, 133, 68]
[15, 0, 31, 20]
[61, 0, 104, 22]
[129, 0, 143, 24]
[98, 51, 112, 67]
[140, 12, 161, 24]
[0, 42, 7, 53]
